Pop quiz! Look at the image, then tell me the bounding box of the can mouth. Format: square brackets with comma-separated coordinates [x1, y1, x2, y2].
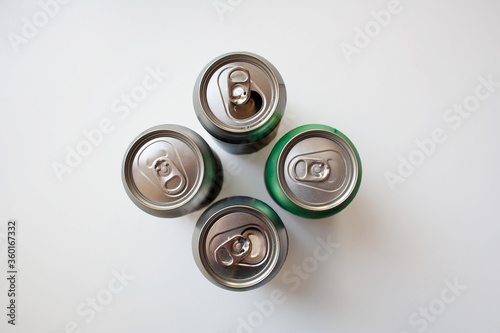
[230, 90, 263, 120]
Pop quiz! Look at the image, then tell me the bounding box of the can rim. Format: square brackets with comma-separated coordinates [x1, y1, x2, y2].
[265, 124, 362, 219]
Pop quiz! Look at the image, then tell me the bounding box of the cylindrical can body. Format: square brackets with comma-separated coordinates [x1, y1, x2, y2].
[193, 196, 288, 291]
[122, 124, 223, 218]
[265, 124, 362, 219]
[193, 52, 286, 154]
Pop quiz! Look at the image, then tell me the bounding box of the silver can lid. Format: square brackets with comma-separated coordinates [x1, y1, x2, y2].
[195, 52, 285, 134]
[278, 129, 360, 212]
[122, 125, 205, 217]
[193, 196, 288, 290]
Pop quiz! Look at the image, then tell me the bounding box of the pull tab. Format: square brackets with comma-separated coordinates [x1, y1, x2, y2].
[227, 67, 251, 105]
[291, 158, 330, 182]
[152, 157, 186, 195]
[214, 235, 251, 267]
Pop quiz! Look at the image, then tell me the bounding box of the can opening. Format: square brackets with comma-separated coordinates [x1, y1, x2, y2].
[231, 91, 263, 120]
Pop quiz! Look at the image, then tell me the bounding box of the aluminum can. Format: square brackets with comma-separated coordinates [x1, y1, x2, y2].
[192, 196, 288, 291]
[265, 124, 362, 219]
[193, 52, 286, 154]
[122, 124, 223, 218]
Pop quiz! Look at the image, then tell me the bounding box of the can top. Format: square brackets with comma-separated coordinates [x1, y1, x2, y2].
[194, 196, 287, 290]
[122, 125, 204, 216]
[195, 52, 284, 134]
[266, 124, 361, 218]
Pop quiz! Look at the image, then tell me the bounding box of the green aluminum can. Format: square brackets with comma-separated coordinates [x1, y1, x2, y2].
[265, 124, 362, 219]
[192, 196, 288, 291]
[193, 52, 286, 154]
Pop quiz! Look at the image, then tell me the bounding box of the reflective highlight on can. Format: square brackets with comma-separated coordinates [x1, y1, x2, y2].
[193, 52, 286, 154]
[193, 196, 288, 291]
[265, 124, 362, 219]
[122, 124, 223, 218]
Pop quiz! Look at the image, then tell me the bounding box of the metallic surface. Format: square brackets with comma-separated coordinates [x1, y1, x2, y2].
[193, 52, 286, 154]
[193, 196, 288, 291]
[122, 124, 223, 218]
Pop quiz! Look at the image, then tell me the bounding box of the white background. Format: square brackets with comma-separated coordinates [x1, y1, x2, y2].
[1, 0, 500, 332]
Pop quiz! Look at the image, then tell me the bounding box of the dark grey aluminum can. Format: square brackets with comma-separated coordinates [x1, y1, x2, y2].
[122, 124, 223, 218]
[193, 196, 288, 291]
[193, 52, 286, 154]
